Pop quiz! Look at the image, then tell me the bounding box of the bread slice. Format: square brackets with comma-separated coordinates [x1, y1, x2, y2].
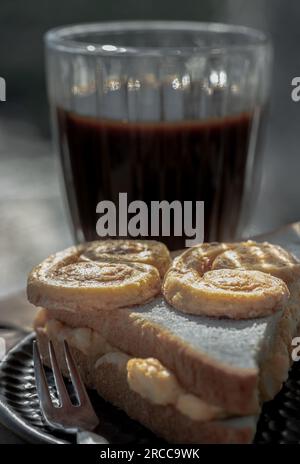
[35, 327, 257, 444]
[35, 286, 296, 417]
[33, 275, 300, 444]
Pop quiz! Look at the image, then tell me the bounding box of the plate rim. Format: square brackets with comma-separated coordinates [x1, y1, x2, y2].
[0, 332, 69, 444]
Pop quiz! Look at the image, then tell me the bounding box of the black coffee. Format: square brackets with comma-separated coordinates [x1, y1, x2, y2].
[56, 107, 265, 250]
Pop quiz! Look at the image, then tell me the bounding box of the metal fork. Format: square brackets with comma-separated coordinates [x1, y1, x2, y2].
[33, 339, 106, 444]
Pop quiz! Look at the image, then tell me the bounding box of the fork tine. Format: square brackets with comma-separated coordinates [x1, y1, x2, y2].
[48, 340, 72, 407]
[34, 339, 99, 432]
[33, 341, 54, 415]
[63, 340, 92, 408]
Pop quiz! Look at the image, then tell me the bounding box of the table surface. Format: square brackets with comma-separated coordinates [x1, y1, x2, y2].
[0, 119, 72, 442]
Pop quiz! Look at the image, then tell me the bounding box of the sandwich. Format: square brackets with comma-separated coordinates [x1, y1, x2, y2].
[27, 239, 300, 443]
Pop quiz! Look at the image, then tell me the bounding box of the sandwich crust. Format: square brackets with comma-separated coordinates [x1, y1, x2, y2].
[163, 268, 289, 319]
[35, 305, 259, 415]
[163, 241, 292, 318]
[27, 244, 161, 311]
[35, 327, 256, 444]
[82, 239, 171, 278]
[212, 241, 300, 284]
[34, 272, 300, 419]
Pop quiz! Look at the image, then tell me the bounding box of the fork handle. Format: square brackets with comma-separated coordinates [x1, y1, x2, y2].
[76, 430, 109, 444]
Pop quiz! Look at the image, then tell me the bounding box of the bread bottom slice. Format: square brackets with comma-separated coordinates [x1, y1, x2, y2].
[36, 328, 257, 444]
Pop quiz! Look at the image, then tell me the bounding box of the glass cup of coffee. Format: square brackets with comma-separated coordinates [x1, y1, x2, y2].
[45, 21, 272, 250]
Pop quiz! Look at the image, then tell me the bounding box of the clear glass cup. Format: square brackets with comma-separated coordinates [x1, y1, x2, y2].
[45, 21, 272, 250]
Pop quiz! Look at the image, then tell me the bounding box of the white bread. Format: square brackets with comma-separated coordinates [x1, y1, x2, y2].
[35, 327, 257, 444]
[35, 278, 300, 417]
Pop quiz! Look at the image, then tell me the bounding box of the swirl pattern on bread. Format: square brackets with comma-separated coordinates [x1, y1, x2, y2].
[163, 241, 293, 319]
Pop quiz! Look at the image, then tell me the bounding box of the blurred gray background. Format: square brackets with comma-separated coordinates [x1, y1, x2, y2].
[0, 0, 299, 297]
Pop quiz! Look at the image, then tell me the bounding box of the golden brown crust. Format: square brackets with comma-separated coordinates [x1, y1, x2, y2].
[170, 242, 236, 275]
[35, 329, 255, 444]
[163, 268, 289, 319]
[82, 240, 171, 278]
[212, 241, 300, 284]
[37, 306, 259, 415]
[163, 241, 291, 318]
[27, 244, 161, 311]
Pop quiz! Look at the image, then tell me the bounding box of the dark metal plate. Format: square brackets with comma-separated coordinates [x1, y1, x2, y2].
[0, 333, 300, 444]
[0, 333, 163, 444]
